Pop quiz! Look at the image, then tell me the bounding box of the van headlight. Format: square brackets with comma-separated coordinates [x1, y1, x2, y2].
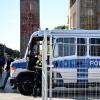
[10, 67, 16, 77]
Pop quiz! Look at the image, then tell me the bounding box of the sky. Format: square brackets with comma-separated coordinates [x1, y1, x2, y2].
[0, 0, 69, 51]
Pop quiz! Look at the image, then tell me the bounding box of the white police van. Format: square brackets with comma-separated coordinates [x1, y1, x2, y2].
[10, 29, 100, 95]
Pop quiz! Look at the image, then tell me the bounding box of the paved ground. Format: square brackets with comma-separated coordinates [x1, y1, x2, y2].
[1, 72, 100, 100]
[0, 72, 42, 100]
[0, 72, 74, 100]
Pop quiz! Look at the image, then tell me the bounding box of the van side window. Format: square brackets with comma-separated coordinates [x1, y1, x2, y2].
[53, 38, 75, 57]
[77, 38, 87, 56]
[89, 38, 100, 56]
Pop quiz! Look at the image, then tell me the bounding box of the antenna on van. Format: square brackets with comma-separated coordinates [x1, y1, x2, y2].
[38, 28, 41, 31]
[45, 28, 48, 30]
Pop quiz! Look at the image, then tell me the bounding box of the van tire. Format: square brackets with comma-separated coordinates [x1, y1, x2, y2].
[18, 76, 34, 95]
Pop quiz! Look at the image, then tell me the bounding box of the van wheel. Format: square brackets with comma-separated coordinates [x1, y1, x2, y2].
[18, 76, 34, 95]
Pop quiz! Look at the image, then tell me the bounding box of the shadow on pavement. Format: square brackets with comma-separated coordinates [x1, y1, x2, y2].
[0, 81, 19, 93]
[0, 72, 18, 94]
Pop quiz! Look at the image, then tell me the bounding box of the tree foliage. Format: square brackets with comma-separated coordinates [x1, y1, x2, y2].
[0, 43, 20, 58]
[54, 25, 68, 29]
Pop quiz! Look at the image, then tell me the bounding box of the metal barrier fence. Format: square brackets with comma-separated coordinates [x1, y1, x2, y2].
[48, 68, 100, 100]
[42, 30, 48, 100]
[47, 55, 100, 99]
[42, 31, 100, 100]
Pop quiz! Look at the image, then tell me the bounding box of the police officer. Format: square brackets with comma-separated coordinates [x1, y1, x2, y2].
[27, 54, 38, 71]
[0, 50, 5, 79]
[0, 55, 14, 90]
[33, 54, 42, 97]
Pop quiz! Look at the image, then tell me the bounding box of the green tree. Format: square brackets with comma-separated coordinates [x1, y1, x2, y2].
[54, 25, 68, 29]
[0, 43, 20, 58]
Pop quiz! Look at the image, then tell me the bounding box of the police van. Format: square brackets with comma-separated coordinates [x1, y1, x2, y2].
[10, 29, 100, 95]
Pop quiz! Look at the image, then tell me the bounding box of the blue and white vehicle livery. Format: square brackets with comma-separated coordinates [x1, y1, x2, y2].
[10, 29, 100, 95]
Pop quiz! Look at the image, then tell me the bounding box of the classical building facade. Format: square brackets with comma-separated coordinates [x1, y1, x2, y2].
[69, 0, 100, 29]
[20, 0, 40, 57]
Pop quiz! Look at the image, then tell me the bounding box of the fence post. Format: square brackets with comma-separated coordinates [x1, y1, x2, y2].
[42, 29, 48, 100]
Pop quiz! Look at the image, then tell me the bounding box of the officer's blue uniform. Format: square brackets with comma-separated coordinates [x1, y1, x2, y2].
[33, 59, 42, 97]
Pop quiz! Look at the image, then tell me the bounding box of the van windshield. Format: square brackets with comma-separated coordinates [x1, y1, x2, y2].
[24, 37, 43, 58]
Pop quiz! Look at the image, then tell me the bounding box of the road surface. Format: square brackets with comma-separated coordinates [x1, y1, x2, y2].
[1, 72, 100, 100]
[0, 71, 42, 100]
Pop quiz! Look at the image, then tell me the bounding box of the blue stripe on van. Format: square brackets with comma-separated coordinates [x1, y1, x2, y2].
[11, 60, 28, 69]
[77, 59, 88, 83]
[53, 59, 76, 68]
[52, 58, 100, 68]
[89, 59, 100, 68]
[52, 58, 100, 83]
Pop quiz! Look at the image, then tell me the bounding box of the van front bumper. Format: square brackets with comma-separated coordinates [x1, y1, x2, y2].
[10, 77, 17, 86]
